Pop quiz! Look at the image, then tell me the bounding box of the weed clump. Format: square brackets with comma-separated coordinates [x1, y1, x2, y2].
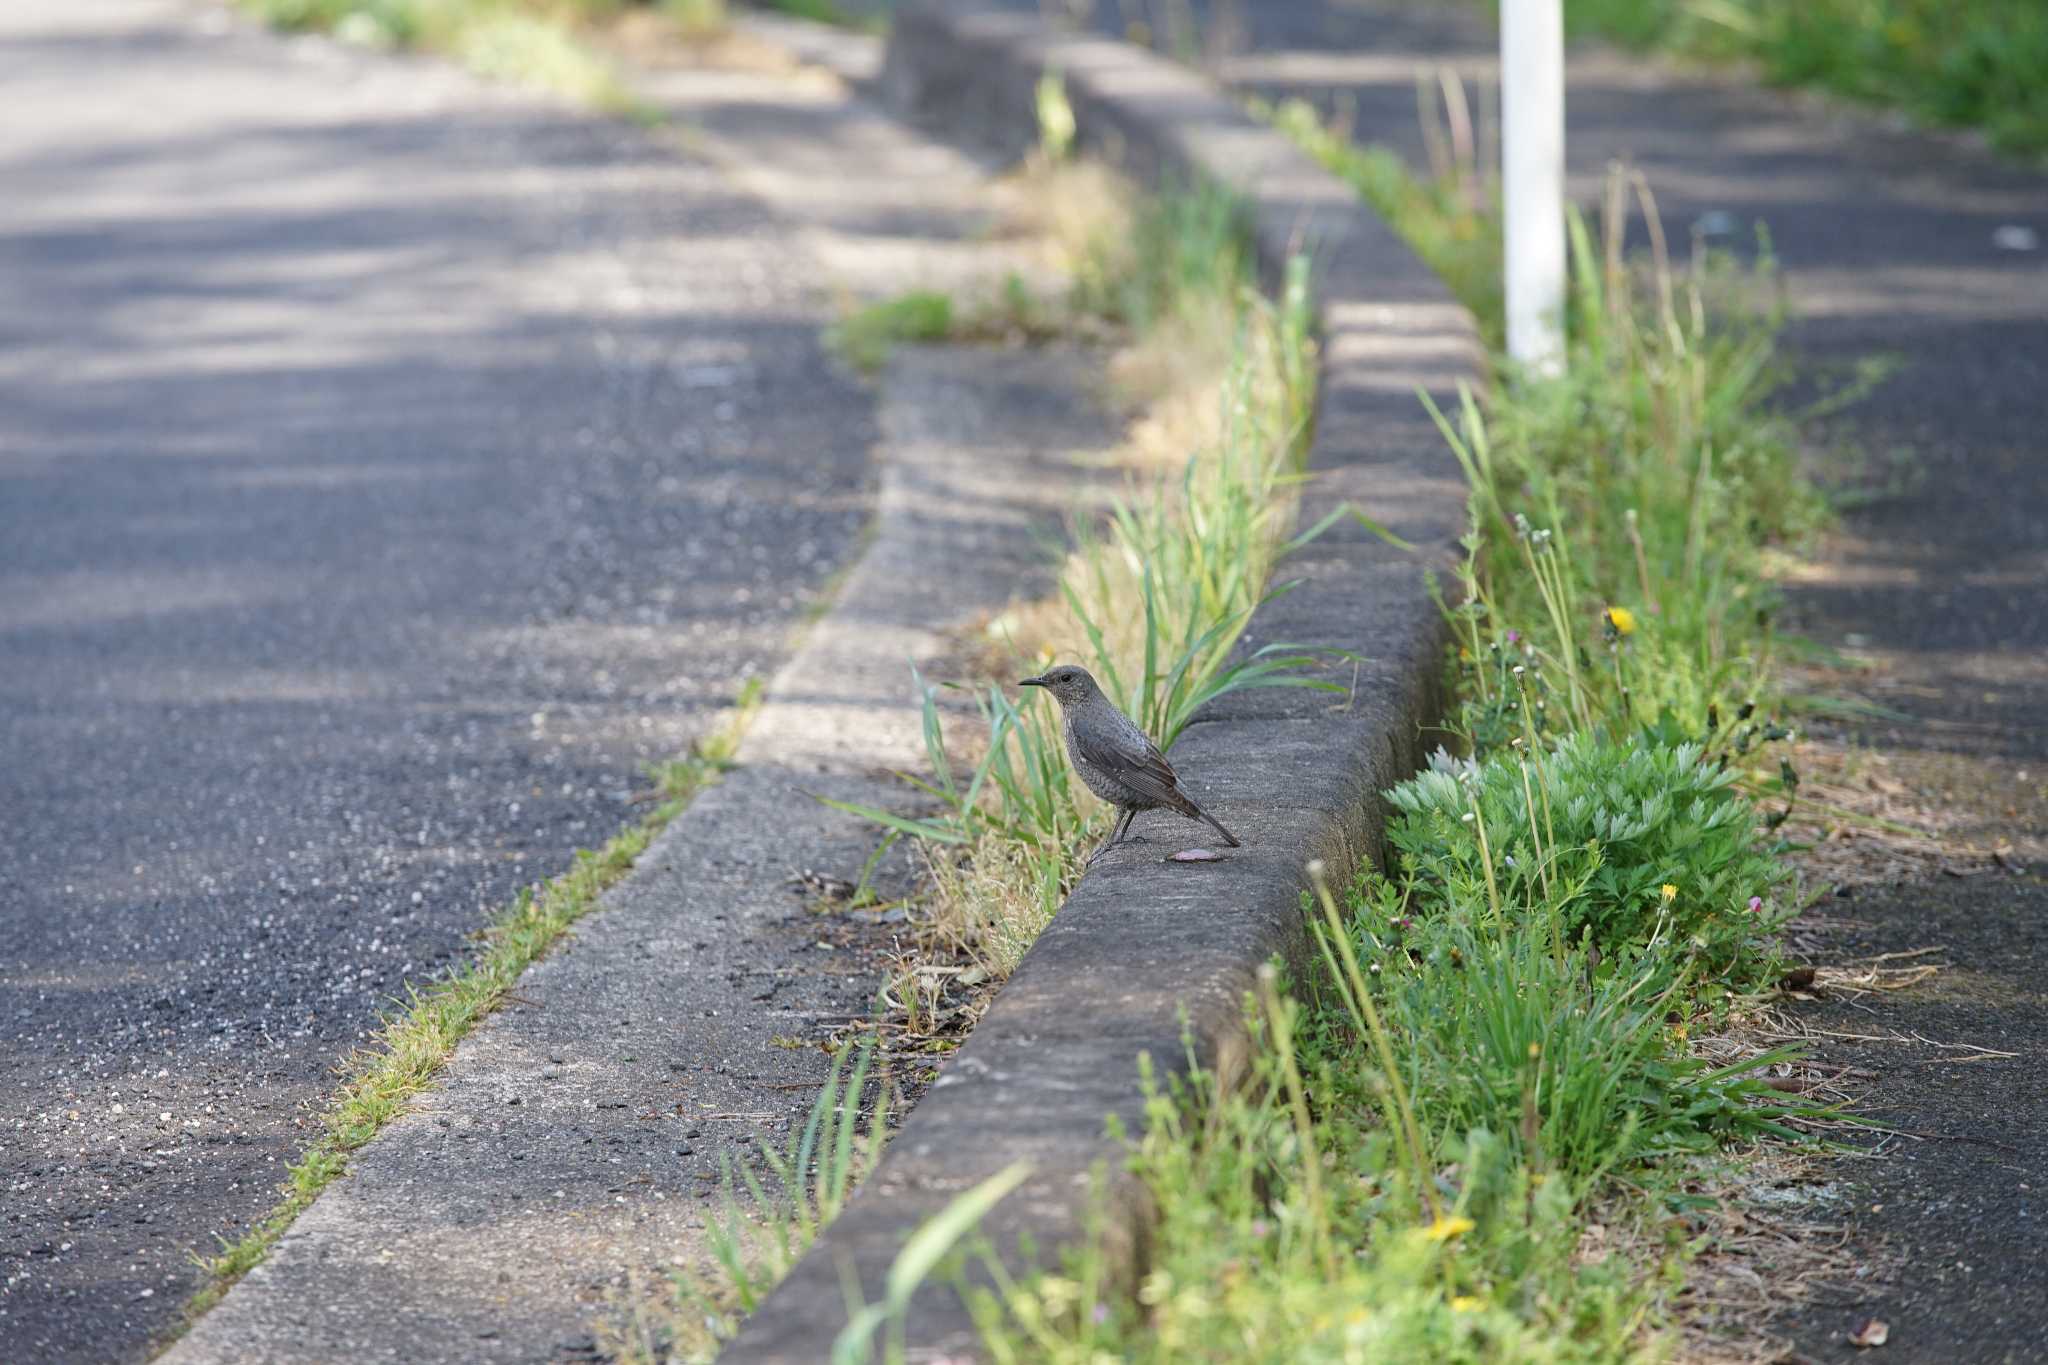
[1389, 736, 1791, 981]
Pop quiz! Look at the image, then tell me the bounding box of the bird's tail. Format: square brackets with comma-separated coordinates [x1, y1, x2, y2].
[1187, 799, 1241, 848]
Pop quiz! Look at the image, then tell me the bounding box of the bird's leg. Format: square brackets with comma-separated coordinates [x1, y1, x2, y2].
[1087, 806, 1138, 864]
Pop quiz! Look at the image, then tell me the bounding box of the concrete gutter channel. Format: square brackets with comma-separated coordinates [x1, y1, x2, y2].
[164, 6, 1483, 1361]
[722, 5, 1482, 1359]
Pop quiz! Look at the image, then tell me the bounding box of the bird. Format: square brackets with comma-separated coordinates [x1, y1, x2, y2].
[1019, 664, 1240, 860]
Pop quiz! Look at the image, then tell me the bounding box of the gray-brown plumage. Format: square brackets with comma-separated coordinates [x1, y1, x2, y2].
[1019, 664, 1240, 859]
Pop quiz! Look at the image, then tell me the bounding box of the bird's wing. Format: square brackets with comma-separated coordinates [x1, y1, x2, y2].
[1072, 721, 1185, 809]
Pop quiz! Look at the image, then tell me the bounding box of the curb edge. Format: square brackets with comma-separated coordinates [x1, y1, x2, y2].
[724, 5, 1486, 1357]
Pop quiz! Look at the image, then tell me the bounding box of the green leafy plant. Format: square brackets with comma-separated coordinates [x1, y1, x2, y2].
[1386, 736, 1792, 980]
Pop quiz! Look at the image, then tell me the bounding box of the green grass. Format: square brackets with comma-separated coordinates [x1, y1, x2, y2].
[1555, 0, 2048, 157]
[827, 291, 956, 374]
[1428, 207, 1823, 763]
[754, 0, 878, 30]
[606, 1043, 1032, 1363]
[1268, 99, 1825, 756]
[827, 175, 1271, 377]
[238, 0, 648, 112]
[176, 683, 763, 1334]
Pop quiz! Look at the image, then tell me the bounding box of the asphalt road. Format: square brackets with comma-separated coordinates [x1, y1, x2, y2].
[0, 2, 874, 1358]
[1012, 0, 2048, 1357]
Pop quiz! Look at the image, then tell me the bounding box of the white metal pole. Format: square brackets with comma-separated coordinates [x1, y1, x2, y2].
[1500, 0, 1566, 375]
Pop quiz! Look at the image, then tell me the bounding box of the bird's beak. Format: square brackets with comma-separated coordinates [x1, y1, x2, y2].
[1018, 675, 1047, 689]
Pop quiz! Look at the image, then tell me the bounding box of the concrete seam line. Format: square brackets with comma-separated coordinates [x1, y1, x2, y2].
[719, 3, 1486, 1360]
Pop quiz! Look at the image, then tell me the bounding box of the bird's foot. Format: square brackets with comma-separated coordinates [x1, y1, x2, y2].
[1087, 831, 1148, 865]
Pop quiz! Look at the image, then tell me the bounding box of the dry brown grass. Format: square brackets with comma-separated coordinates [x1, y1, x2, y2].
[1642, 995, 1894, 1363]
[1668, 1144, 1871, 1364]
[920, 826, 1068, 978]
[1772, 737, 2012, 891]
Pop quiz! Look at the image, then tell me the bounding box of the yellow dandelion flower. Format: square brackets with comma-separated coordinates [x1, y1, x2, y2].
[1660, 883, 1678, 903]
[1450, 1296, 1484, 1313]
[1605, 606, 1637, 636]
[1425, 1215, 1476, 1242]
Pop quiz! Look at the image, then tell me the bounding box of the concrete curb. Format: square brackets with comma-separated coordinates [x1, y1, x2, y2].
[721, 4, 1485, 1359]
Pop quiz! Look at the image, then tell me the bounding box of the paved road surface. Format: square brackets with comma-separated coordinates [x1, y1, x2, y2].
[0, 2, 873, 1358]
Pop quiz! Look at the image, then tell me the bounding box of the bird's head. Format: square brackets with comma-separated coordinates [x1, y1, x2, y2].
[1018, 664, 1101, 706]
